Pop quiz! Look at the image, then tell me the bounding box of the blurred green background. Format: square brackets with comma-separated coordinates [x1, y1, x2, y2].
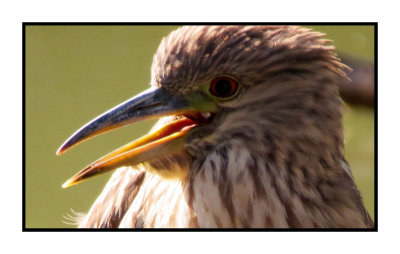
[25, 25, 375, 228]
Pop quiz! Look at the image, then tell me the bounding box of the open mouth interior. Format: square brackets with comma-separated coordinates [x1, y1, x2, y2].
[177, 112, 214, 129]
[93, 111, 216, 167]
[78, 112, 214, 167]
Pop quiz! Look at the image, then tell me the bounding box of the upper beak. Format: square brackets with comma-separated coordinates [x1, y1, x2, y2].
[57, 86, 216, 188]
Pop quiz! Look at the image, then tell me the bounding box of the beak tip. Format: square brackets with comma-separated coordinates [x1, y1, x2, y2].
[58, 135, 80, 156]
[56, 149, 63, 156]
[56, 143, 70, 156]
[62, 179, 74, 189]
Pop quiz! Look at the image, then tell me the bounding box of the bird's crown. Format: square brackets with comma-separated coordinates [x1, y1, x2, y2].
[151, 26, 349, 94]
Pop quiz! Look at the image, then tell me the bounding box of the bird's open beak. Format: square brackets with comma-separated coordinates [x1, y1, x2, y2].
[57, 87, 216, 188]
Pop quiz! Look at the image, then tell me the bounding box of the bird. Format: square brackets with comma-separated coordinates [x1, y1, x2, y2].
[57, 25, 374, 228]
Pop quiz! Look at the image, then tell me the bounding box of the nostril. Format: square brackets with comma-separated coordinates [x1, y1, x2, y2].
[135, 102, 164, 111]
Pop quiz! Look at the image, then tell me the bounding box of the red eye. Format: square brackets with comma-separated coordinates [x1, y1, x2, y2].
[209, 77, 239, 98]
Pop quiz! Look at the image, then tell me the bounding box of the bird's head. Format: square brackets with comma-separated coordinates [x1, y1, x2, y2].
[57, 26, 349, 188]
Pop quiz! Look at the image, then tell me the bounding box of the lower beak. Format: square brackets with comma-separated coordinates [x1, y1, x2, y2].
[57, 87, 215, 188]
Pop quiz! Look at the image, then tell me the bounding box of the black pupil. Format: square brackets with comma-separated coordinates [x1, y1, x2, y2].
[214, 79, 232, 97]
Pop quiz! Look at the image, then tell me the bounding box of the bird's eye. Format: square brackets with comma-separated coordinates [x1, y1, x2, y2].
[209, 77, 239, 98]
